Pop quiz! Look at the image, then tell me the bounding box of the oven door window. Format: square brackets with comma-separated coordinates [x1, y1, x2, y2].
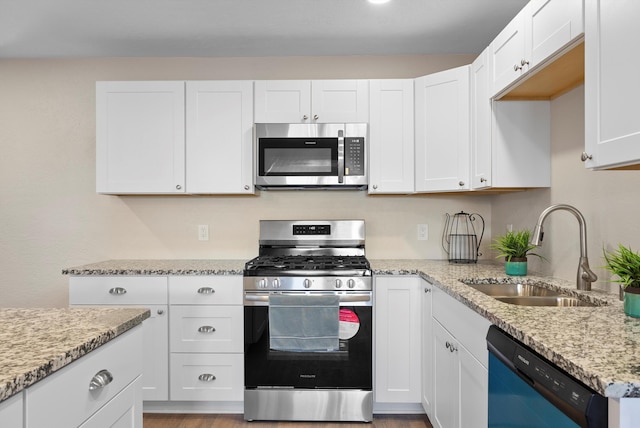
[244, 305, 372, 390]
[258, 138, 338, 176]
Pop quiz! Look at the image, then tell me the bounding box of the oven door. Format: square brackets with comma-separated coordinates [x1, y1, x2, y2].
[244, 292, 372, 390]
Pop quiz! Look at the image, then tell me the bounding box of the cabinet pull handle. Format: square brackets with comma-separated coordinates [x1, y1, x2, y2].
[445, 341, 457, 353]
[313, 114, 319, 120]
[197, 287, 215, 295]
[108, 287, 127, 295]
[302, 115, 308, 120]
[480, 177, 487, 183]
[89, 369, 113, 391]
[424, 288, 431, 293]
[521, 59, 529, 67]
[514, 64, 523, 71]
[581, 152, 593, 162]
[198, 325, 216, 333]
[198, 373, 217, 382]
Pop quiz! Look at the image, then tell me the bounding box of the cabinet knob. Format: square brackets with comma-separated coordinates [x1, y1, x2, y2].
[424, 287, 431, 293]
[176, 184, 182, 190]
[89, 369, 113, 391]
[244, 185, 250, 190]
[313, 114, 319, 120]
[197, 287, 215, 295]
[514, 64, 523, 71]
[480, 177, 487, 183]
[303, 115, 308, 120]
[197, 325, 216, 333]
[108, 287, 127, 295]
[157, 309, 164, 315]
[198, 373, 217, 382]
[372, 184, 378, 190]
[581, 152, 593, 162]
[521, 59, 530, 67]
[458, 181, 465, 187]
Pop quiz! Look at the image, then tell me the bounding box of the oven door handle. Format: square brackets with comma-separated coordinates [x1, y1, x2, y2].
[244, 292, 372, 304]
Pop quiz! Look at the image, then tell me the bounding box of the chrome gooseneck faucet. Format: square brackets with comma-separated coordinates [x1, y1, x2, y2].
[530, 204, 597, 291]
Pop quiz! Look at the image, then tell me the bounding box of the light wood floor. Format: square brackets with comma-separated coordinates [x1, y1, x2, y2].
[143, 413, 433, 428]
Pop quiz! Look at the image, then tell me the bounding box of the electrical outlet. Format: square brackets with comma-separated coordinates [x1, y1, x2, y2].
[198, 225, 209, 241]
[417, 224, 429, 241]
[507, 224, 513, 233]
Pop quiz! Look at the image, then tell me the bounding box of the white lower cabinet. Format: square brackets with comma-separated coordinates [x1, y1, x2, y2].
[69, 276, 169, 401]
[25, 326, 144, 428]
[374, 276, 422, 404]
[168, 276, 244, 402]
[0, 392, 22, 427]
[431, 286, 491, 428]
[421, 279, 434, 418]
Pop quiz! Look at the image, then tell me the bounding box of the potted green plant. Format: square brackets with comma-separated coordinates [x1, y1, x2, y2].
[603, 244, 640, 318]
[490, 229, 543, 276]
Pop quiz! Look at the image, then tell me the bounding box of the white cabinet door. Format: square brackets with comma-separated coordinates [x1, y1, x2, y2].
[432, 321, 458, 428]
[528, 0, 584, 67]
[140, 306, 169, 401]
[311, 80, 369, 123]
[415, 66, 470, 192]
[459, 347, 488, 428]
[0, 393, 22, 428]
[96, 81, 186, 194]
[374, 276, 421, 403]
[186, 81, 254, 194]
[254, 80, 369, 124]
[368, 79, 414, 194]
[421, 279, 434, 418]
[254, 80, 311, 123]
[584, 0, 640, 169]
[471, 48, 492, 190]
[491, 5, 529, 96]
[79, 377, 142, 428]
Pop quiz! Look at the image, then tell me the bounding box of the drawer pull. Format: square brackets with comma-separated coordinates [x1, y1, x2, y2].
[198, 325, 216, 333]
[198, 373, 217, 382]
[108, 287, 127, 295]
[197, 287, 215, 295]
[89, 369, 113, 391]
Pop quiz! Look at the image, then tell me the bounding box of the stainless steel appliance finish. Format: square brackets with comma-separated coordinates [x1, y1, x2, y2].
[243, 219, 372, 422]
[254, 123, 368, 190]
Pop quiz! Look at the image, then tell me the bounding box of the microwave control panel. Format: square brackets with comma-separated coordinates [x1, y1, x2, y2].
[344, 137, 365, 176]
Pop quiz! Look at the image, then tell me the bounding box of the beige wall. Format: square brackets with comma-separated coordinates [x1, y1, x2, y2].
[1, 55, 496, 308]
[491, 85, 640, 293]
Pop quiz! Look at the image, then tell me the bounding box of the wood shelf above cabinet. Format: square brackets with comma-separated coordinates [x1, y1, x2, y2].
[496, 39, 584, 101]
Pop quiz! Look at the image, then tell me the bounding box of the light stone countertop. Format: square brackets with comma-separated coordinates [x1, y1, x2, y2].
[0, 307, 150, 403]
[62, 258, 640, 398]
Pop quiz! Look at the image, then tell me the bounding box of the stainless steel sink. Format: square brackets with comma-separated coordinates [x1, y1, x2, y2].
[494, 296, 595, 307]
[462, 280, 599, 307]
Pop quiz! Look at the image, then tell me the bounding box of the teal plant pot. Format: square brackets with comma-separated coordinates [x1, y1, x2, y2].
[505, 258, 527, 276]
[623, 287, 640, 318]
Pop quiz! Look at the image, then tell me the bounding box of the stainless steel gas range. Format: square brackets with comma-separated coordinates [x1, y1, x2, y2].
[243, 220, 373, 422]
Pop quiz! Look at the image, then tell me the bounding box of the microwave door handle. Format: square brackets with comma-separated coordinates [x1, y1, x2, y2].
[338, 130, 344, 183]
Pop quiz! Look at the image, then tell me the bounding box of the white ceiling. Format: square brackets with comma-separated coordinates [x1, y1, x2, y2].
[0, 0, 529, 59]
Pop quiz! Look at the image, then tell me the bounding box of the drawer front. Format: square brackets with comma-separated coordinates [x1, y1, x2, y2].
[170, 353, 243, 401]
[78, 376, 142, 428]
[25, 325, 143, 428]
[170, 305, 243, 353]
[169, 276, 242, 305]
[0, 393, 23, 427]
[69, 276, 168, 305]
[432, 286, 491, 367]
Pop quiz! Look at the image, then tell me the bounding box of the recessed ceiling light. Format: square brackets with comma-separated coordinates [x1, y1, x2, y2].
[368, 0, 391, 4]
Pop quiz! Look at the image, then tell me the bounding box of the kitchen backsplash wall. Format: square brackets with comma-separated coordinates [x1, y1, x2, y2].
[1, 55, 485, 308]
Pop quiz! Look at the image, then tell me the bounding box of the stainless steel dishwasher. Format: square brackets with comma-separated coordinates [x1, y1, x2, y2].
[487, 326, 608, 428]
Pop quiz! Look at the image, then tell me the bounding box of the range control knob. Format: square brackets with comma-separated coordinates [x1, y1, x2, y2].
[304, 279, 312, 289]
[347, 279, 356, 289]
[335, 279, 343, 288]
[258, 279, 267, 289]
[272, 278, 280, 288]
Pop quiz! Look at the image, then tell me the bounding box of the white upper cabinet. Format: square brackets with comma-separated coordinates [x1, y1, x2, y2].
[584, 0, 640, 169]
[368, 79, 415, 194]
[471, 48, 493, 190]
[491, 0, 584, 97]
[472, 48, 551, 190]
[186, 81, 254, 194]
[96, 80, 255, 195]
[96, 81, 186, 194]
[254, 80, 369, 123]
[415, 65, 470, 193]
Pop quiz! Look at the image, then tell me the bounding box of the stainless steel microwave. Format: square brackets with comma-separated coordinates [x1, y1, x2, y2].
[254, 123, 368, 190]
